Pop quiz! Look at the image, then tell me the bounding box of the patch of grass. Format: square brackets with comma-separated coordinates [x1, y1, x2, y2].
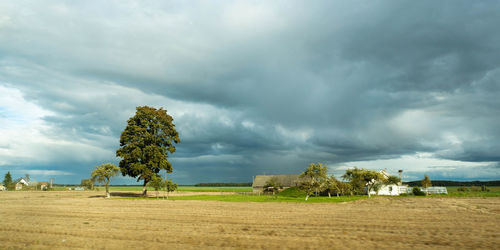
[440, 186, 500, 197]
[108, 186, 252, 192]
[277, 187, 306, 198]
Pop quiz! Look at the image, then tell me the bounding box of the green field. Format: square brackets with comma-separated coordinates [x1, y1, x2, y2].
[108, 185, 253, 192]
[440, 186, 500, 197]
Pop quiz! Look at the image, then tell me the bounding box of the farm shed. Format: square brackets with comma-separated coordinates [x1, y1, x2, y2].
[252, 174, 300, 193]
[38, 182, 49, 190]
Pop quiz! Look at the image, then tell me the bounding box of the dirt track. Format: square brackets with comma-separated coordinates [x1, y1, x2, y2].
[1, 191, 499, 249]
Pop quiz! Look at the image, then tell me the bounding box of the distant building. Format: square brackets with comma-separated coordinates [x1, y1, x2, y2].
[15, 178, 29, 190]
[368, 170, 408, 196]
[252, 174, 300, 193]
[38, 182, 49, 190]
[0, 184, 6, 191]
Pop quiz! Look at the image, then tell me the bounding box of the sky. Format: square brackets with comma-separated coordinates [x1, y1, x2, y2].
[1, 1, 499, 184]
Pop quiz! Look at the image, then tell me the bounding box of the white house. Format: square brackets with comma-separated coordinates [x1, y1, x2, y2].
[0, 184, 6, 191]
[15, 178, 29, 190]
[368, 170, 408, 196]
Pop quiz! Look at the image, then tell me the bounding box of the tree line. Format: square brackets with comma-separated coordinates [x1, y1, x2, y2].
[264, 163, 402, 200]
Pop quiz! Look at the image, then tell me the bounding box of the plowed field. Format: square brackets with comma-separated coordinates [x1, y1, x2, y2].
[1, 191, 499, 249]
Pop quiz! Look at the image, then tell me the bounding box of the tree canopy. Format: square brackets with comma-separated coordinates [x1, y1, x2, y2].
[116, 106, 180, 196]
[91, 163, 119, 198]
[264, 176, 282, 195]
[298, 163, 328, 200]
[342, 167, 383, 198]
[3, 171, 13, 190]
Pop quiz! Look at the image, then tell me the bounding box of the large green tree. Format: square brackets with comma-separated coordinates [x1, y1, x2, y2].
[342, 167, 383, 198]
[116, 106, 180, 196]
[298, 163, 328, 201]
[3, 171, 13, 190]
[91, 163, 120, 198]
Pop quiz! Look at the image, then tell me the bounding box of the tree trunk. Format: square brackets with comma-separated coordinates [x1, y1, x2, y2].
[305, 194, 309, 201]
[336, 192, 339, 197]
[142, 180, 148, 197]
[328, 192, 331, 198]
[105, 179, 110, 198]
[367, 186, 371, 198]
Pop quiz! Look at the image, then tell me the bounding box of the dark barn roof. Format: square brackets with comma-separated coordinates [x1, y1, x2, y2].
[252, 174, 300, 188]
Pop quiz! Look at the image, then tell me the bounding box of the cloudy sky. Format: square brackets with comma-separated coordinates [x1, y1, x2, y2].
[1, 1, 499, 184]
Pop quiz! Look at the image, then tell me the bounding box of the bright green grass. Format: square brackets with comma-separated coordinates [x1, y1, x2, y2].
[108, 186, 252, 192]
[126, 194, 366, 203]
[438, 186, 500, 197]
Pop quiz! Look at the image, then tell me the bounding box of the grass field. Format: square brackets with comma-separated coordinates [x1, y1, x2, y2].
[51, 185, 253, 192]
[0, 191, 499, 249]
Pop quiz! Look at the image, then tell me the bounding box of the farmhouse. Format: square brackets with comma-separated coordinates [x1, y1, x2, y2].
[368, 170, 409, 196]
[252, 174, 300, 193]
[15, 178, 29, 190]
[0, 184, 6, 191]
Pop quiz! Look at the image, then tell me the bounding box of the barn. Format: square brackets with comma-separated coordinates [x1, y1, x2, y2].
[252, 174, 300, 193]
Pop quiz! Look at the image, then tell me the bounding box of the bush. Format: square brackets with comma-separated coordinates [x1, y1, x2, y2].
[412, 187, 426, 196]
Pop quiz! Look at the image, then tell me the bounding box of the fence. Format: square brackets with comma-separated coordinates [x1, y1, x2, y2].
[405, 186, 448, 194]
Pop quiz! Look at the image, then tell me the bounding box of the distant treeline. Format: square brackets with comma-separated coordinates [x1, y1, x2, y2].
[404, 180, 500, 187]
[194, 182, 253, 187]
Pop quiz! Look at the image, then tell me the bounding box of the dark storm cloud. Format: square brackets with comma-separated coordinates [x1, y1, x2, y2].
[1, 1, 499, 183]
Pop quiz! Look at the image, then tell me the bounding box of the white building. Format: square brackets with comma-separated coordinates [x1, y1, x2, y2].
[368, 170, 409, 196]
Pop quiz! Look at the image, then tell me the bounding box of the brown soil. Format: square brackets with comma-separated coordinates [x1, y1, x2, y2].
[0, 191, 499, 249]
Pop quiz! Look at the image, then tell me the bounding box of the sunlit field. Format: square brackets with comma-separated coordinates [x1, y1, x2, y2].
[1, 191, 499, 249]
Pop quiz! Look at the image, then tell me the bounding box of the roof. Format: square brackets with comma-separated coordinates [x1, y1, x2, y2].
[15, 178, 29, 185]
[252, 174, 300, 188]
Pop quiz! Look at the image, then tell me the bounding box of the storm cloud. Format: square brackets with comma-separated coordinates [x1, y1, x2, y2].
[1, 1, 499, 184]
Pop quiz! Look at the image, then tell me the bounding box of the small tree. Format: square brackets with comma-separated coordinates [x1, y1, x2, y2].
[385, 175, 401, 185]
[81, 179, 94, 190]
[338, 181, 352, 196]
[325, 176, 340, 198]
[342, 168, 383, 198]
[91, 163, 119, 198]
[421, 175, 432, 194]
[148, 174, 164, 199]
[164, 178, 178, 199]
[264, 176, 282, 195]
[298, 163, 328, 201]
[3, 171, 13, 190]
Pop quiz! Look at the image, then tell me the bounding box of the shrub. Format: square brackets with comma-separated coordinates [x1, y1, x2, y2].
[412, 187, 426, 196]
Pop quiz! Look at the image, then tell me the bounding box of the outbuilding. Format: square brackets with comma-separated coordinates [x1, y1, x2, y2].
[252, 174, 300, 193]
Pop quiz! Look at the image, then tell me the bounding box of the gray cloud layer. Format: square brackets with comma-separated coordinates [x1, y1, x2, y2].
[1, 1, 499, 183]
